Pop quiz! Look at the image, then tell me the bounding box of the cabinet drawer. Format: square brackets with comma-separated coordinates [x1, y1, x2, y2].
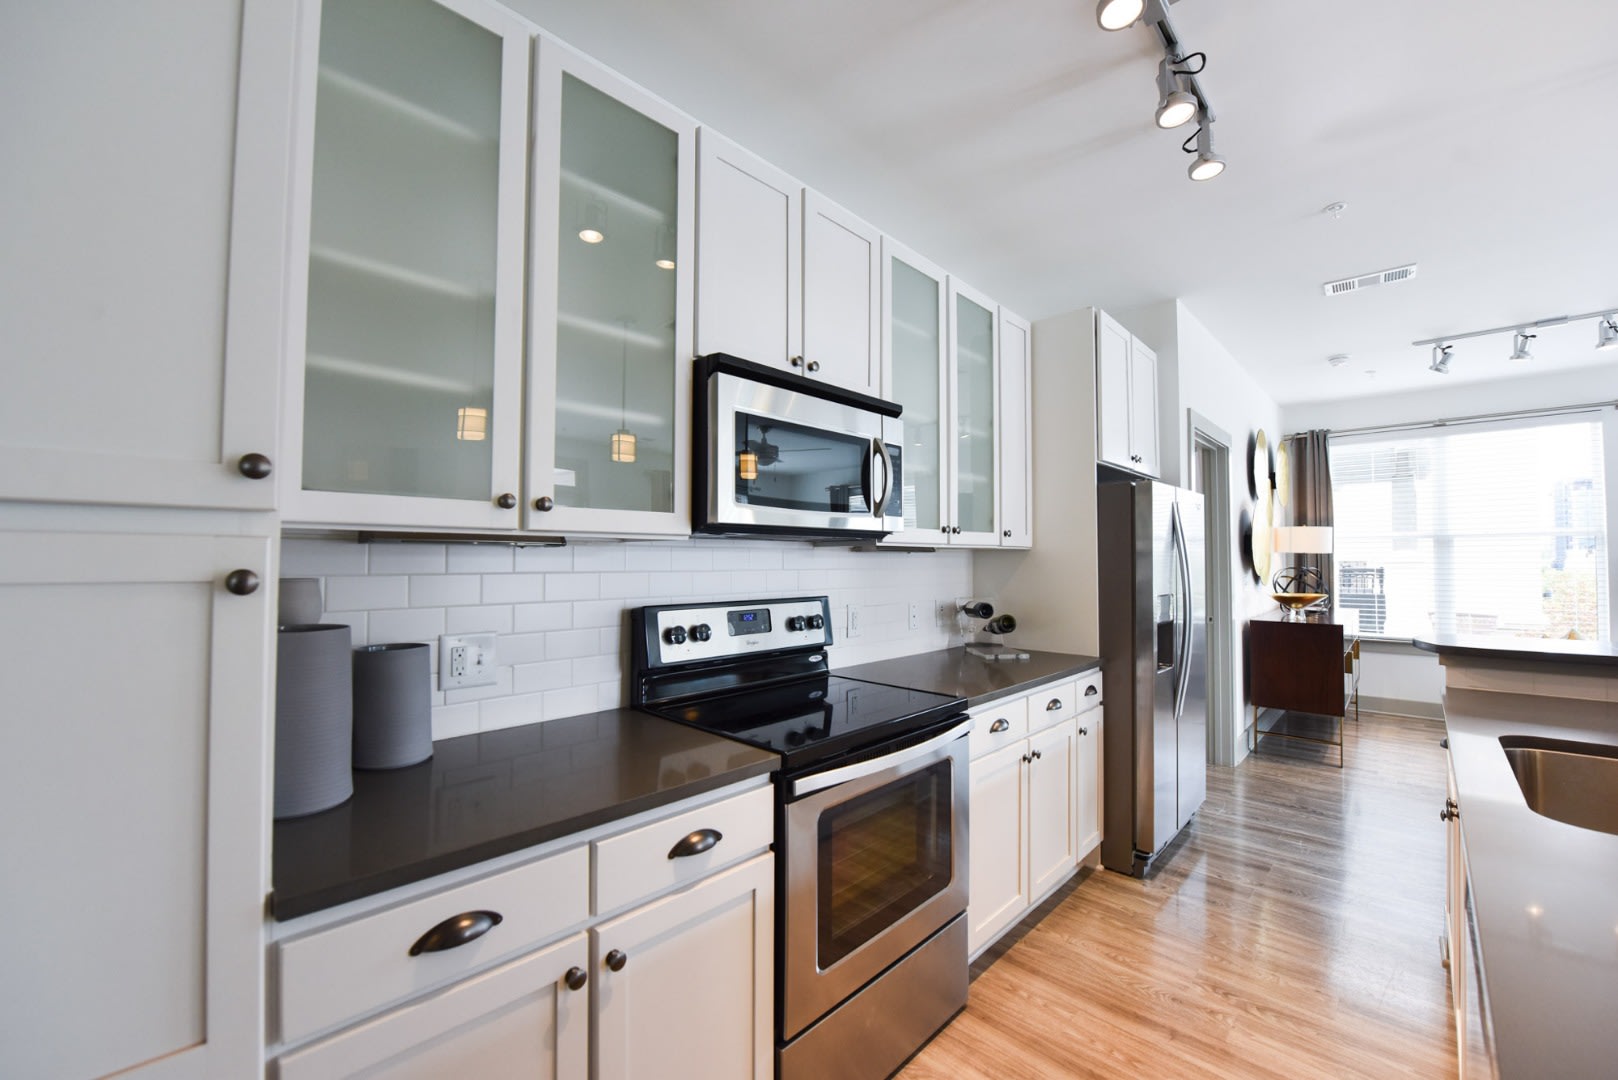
[278, 845, 589, 1047]
[969, 695, 1029, 760]
[1028, 681, 1079, 732]
[594, 785, 773, 916]
[1074, 670, 1103, 715]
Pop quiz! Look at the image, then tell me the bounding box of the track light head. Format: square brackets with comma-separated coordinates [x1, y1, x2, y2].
[1153, 59, 1198, 129]
[1429, 344, 1452, 374]
[1096, 0, 1145, 31]
[1598, 317, 1618, 352]
[1510, 331, 1535, 362]
[1187, 122, 1225, 181]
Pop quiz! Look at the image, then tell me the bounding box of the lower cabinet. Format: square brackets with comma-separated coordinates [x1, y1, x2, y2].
[272, 784, 773, 1080]
[966, 673, 1104, 958]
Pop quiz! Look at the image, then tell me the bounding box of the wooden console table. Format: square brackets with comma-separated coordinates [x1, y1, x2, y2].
[1247, 609, 1360, 767]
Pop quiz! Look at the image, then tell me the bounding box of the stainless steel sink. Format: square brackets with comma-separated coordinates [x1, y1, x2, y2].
[1499, 735, 1618, 837]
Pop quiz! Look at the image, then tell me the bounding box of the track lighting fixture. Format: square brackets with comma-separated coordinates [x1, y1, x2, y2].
[1096, 0, 1144, 31]
[1186, 121, 1225, 181]
[1097, 0, 1224, 180]
[1598, 316, 1618, 352]
[1413, 305, 1618, 371]
[1154, 59, 1198, 128]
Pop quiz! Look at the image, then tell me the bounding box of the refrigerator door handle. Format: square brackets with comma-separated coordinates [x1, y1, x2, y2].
[1171, 499, 1194, 719]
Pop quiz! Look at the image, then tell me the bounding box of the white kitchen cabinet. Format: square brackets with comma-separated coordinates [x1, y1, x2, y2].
[594, 854, 774, 1080]
[0, 529, 271, 1080]
[967, 737, 1030, 955]
[0, 0, 291, 511]
[1095, 309, 1159, 476]
[997, 308, 1033, 548]
[696, 131, 881, 396]
[1026, 718, 1079, 900]
[1076, 712, 1104, 859]
[278, 933, 589, 1080]
[282, 0, 532, 531]
[527, 36, 695, 535]
[949, 279, 1001, 546]
[880, 240, 951, 544]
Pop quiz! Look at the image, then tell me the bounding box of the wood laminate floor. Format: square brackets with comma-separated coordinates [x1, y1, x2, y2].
[902, 711, 1456, 1079]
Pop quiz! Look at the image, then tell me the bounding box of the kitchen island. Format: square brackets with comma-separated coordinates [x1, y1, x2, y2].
[1415, 636, 1618, 1079]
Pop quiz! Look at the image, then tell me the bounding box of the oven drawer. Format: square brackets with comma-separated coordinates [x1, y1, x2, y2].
[594, 784, 773, 916]
[969, 695, 1028, 760]
[277, 844, 589, 1047]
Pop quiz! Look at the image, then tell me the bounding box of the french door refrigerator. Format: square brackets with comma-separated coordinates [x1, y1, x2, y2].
[1098, 479, 1207, 877]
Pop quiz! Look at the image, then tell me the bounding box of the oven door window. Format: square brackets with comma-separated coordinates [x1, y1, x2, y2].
[736, 413, 873, 514]
[816, 759, 953, 968]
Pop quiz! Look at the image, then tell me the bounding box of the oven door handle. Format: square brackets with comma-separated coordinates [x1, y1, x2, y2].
[789, 719, 969, 798]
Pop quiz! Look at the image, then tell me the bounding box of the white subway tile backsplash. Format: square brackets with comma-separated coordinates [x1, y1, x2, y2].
[669, 548, 714, 571]
[500, 632, 547, 666]
[326, 575, 408, 612]
[479, 693, 546, 733]
[623, 544, 674, 571]
[410, 574, 481, 608]
[482, 573, 545, 604]
[368, 606, 446, 646]
[282, 538, 368, 577]
[446, 543, 515, 573]
[513, 546, 572, 571]
[446, 604, 513, 635]
[513, 602, 573, 632]
[572, 544, 627, 572]
[573, 599, 627, 629]
[545, 628, 598, 660]
[319, 611, 369, 646]
[543, 685, 597, 720]
[766, 571, 799, 592]
[545, 573, 600, 601]
[572, 653, 620, 685]
[648, 571, 693, 596]
[431, 702, 481, 741]
[368, 543, 446, 575]
[514, 659, 572, 694]
[730, 570, 768, 593]
[598, 572, 649, 599]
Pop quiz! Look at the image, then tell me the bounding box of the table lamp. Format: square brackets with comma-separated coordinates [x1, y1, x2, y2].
[1271, 525, 1334, 620]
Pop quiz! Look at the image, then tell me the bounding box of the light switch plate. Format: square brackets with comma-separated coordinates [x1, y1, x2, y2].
[439, 633, 497, 690]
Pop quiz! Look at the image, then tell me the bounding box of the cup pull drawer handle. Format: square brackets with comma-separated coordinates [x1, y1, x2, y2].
[409, 910, 503, 956]
[989, 718, 1010, 733]
[1046, 699, 1063, 711]
[1084, 685, 1099, 697]
[668, 828, 722, 859]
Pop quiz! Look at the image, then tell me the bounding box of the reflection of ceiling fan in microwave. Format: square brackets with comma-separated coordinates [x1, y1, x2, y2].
[739, 423, 825, 479]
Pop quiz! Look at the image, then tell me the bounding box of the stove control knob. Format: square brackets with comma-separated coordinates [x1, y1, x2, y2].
[664, 626, 688, 645]
[806, 614, 825, 630]
[690, 623, 712, 642]
[786, 616, 807, 632]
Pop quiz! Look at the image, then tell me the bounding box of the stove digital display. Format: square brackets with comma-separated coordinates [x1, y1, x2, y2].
[727, 609, 771, 636]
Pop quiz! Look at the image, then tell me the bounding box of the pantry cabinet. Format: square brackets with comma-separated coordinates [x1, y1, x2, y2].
[1096, 309, 1159, 477]
[695, 131, 881, 396]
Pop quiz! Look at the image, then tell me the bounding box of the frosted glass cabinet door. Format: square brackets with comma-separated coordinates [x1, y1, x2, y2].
[286, 0, 530, 529]
[527, 37, 694, 535]
[950, 281, 999, 545]
[880, 241, 949, 546]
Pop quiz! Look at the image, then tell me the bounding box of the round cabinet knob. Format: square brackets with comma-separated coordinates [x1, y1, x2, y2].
[605, 949, 628, 972]
[664, 626, 688, 645]
[1078, 726, 1089, 737]
[237, 452, 272, 479]
[952, 526, 962, 535]
[534, 496, 555, 512]
[807, 614, 824, 630]
[786, 616, 807, 632]
[1003, 530, 1012, 538]
[790, 355, 804, 368]
[690, 623, 712, 642]
[495, 493, 517, 509]
[224, 569, 259, 596]
[806, 360, 821, 373]
[563, 967, 588, 991]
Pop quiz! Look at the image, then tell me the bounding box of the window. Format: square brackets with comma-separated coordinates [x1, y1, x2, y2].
[1329, 416, 1610, 642]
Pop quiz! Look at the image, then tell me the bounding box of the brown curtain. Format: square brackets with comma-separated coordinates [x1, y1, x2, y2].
[1287, 430, 1334, 600]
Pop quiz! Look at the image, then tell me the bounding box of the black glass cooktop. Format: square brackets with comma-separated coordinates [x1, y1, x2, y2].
[641, 675, 966, 770]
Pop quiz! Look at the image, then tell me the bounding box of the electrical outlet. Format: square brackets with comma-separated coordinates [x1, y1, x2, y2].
[908, 602, 920, 632]
[846, 604, 862, 639]
[439, 633, 498, 690]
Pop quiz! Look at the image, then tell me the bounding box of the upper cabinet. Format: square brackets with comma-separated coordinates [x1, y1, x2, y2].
[282, 0, 693, 537]
[1095, 309, 1159, 477]
[0, 0, 289, 511]
[526, 38, 694, 536]
[998, 309, 1033, 548]
[950, 280, 1000, 546]
[696, 132, 881, 396]
[881, 241, 949, 543]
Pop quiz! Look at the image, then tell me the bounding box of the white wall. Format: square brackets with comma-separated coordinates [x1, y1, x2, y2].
[283, 536, 972, 740]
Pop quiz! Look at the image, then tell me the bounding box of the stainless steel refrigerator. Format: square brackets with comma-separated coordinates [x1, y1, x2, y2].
[1098, 479, 1207, 877]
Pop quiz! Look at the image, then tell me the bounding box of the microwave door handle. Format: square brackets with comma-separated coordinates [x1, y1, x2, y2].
[872, 437, 894, 517]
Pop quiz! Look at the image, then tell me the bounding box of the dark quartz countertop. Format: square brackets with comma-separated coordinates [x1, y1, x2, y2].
[837, 648, 1100, 707]
[1415, 634, 1618, 665]
[271, 708, 777, 921]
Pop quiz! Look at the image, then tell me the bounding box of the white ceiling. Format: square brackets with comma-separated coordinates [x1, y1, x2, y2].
[508, 0, 1618, 406]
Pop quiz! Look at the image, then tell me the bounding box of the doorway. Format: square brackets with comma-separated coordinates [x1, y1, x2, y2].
[1188, 411, 1236, 766]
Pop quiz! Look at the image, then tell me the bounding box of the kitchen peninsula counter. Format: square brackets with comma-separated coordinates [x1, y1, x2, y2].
[837, 647, 1101, 707]
[1420, 637, 1618, 1078]
[271, 708, 777, 920]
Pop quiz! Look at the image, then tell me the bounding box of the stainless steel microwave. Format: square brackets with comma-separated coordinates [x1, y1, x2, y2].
[694, 354, 904, 539]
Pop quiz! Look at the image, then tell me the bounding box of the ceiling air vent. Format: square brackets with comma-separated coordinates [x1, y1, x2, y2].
[1322, 263, 1419, 297]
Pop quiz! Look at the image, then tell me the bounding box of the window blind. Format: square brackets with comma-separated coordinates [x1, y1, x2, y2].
[1328, 417, 1609, 642]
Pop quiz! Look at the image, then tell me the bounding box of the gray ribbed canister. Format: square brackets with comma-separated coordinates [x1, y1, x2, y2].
[274, 624, 354, 819]
[351, 642, 433, 770]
